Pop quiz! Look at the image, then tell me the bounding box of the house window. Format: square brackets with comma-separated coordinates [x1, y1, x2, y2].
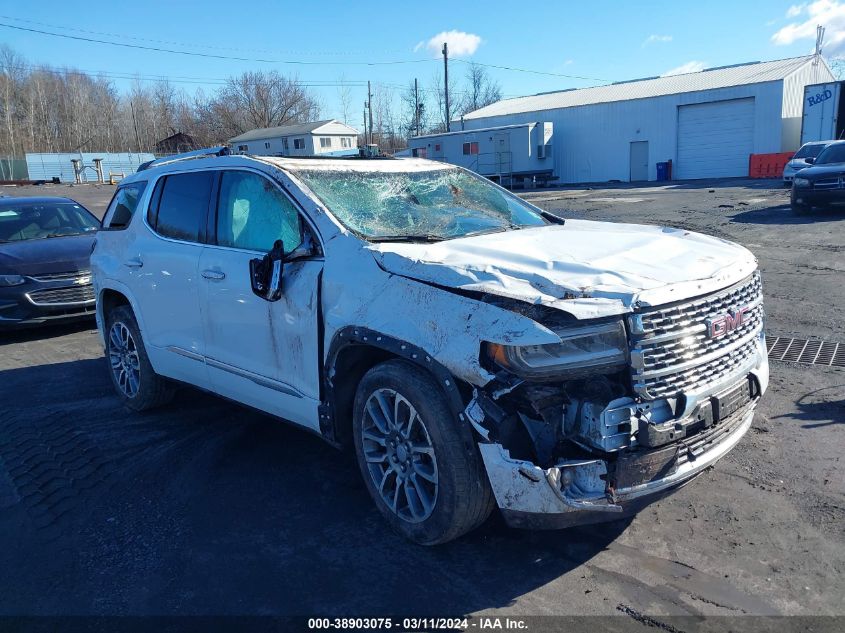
[282, 138, 289, 151]
[294, 138, 305, 150]
[320, 137, 332, 149]
[462, 142, 479, 155]
[238, 145, 248, 152]
[264, 142, 271, 149]
[435, 144, 441, 151]
[412, 147, 427, 158]
[340, 137, 352, 148]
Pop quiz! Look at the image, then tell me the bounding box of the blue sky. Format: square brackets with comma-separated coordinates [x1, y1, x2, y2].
[0, 0, 841, 124]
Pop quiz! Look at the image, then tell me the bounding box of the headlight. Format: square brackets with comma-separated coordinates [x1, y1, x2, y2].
[487, 321, 628, 380]
[793, 177, 811, 187]
[0, 274, 25, 287]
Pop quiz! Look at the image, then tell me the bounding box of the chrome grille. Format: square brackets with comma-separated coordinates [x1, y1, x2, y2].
[813, 177, 843, 190]
[629, 272, 764, 399]
[30, 269, 91, 283]
[27, 284, 95, 305]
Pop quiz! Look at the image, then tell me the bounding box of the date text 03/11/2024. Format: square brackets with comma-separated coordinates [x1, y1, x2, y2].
[307, 617, 529, 629]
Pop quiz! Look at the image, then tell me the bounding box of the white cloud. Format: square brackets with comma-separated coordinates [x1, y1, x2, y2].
[772, 0, 845, 56]
[415, 30, 482, 57]
[786, 3, 807, 17]
[661, 60, 707, 76]
[643, 34, 673, 47]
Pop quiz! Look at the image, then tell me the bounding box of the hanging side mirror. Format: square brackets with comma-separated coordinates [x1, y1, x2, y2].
[805, 157, 815, 165]
[250, 239, 284, 302]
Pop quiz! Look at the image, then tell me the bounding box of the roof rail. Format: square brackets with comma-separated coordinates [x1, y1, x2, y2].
[138, 146, 230, 171]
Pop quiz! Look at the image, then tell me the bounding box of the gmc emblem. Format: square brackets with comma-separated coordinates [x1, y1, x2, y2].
[706, 306, 750, 339]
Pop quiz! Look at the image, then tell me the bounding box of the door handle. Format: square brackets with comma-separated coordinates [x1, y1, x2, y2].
[124, 257, 143, 268]
[202, 269, 226, 280]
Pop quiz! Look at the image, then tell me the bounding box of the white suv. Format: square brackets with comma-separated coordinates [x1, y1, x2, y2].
[92, 150, 769, 545]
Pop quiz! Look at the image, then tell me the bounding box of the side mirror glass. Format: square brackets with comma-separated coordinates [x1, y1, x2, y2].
[805, 157, 815, 165]
[250, 239, 284, 302]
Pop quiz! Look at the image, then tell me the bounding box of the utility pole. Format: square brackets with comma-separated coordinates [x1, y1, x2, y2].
[442, 42, 450, 132]
[129, 99, 142, 153]
[363, 105, 368, 147]
[368, 80, 374, 146]
[414, 78, 420, 137]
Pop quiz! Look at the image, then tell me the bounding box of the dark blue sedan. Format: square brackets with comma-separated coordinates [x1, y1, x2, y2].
[0, 196, 99, 328]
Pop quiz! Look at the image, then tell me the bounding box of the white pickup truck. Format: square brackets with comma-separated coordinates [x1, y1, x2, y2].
[91, 151, 768, 545]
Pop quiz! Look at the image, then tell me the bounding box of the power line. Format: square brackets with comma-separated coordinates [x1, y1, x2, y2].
[0, 14, 411, 58]
[0, 22, 434, 67]
[451, 58, 612, 83]
[14, 64, 373, 87]
[0, 19, 613, 85]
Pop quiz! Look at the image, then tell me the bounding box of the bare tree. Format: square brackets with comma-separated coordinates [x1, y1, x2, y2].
[0, 46, 325, 157]
[829, 57, 845, 80]
[0, 45, 25, 177]
[210, 70, 321, 137]
[337, 74, 352, 124]
[429, 70, 463, 133]
[463, 62, 502, 115]
[400, 80, 428, 138]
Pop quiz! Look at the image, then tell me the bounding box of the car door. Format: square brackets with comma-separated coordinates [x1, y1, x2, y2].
[129, 170, 214, 387]
[198, 168, 323, 430]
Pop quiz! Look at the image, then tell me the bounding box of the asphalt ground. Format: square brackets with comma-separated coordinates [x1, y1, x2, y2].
[0, 178, 842, 628]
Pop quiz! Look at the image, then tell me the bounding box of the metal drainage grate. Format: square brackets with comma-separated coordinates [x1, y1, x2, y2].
[766, 336, 845, 367]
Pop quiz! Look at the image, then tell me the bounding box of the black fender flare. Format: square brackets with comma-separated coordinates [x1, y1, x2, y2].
[320, 326, 468, 443]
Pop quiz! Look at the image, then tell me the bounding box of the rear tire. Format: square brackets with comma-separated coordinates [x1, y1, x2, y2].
[352, 359, 494, 545]
[105, 305, 175, 411]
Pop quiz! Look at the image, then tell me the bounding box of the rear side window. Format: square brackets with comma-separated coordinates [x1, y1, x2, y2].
[150, 172, 214, 242]
[104, 182, 146, 229]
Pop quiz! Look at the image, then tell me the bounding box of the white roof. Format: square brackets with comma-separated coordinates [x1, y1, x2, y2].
[463, 56, 821, 120]
[229, 119, 358, 143]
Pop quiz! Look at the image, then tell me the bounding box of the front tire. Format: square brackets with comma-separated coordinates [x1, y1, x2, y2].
[352, 359, 494, 545]
[791, 200, 812, 215]
[105, 305, 175, 411]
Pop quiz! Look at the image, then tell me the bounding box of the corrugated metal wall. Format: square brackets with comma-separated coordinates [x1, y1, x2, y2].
[25, 152, 155, 183]
[781, 61, 836, 150]
[461, 82, 786, 183]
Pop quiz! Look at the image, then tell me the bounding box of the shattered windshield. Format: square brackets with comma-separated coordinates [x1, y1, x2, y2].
[295, 167, 549, 241]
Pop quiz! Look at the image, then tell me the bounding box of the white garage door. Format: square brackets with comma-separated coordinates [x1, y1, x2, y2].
[676, 98, 755, 179]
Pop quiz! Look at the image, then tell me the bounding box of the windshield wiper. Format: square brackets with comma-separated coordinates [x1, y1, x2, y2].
[368, 234, 445, 243]
[44, 232, 85, 238]
[461, 226, 513, 238]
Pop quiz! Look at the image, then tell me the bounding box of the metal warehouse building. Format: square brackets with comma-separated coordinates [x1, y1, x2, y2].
[425, 56, 835, 183]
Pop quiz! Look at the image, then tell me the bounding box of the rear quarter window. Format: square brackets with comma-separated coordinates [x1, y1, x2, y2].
[104, 182, 147, 229]
[148, 172, 214, 242]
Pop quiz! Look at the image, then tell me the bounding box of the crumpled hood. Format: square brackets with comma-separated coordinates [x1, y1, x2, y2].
[368, 220, 758, 320]
[0, 233, 95, 275]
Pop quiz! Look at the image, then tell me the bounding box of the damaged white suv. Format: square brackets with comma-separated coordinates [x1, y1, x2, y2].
[92, 150, 768, 545]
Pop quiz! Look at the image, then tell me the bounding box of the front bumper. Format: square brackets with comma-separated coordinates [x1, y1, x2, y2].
[480, 400, 757, 529]
[0, 274, 95, 329]
[791, 187, 845, 207]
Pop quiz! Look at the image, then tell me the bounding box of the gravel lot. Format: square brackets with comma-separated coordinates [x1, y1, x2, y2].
[0, 179, 842, 623]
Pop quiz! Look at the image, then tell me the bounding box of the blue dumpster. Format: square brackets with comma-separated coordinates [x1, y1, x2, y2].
[656, 161, 670, 181]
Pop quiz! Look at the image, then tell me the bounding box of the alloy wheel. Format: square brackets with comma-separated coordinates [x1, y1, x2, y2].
[108, 321, 141, 398]
[361, 388, 439, 523]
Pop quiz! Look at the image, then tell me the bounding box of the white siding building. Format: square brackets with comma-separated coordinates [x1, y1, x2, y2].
[229, 120, 359, 157]
[442, 56, 834, 183]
